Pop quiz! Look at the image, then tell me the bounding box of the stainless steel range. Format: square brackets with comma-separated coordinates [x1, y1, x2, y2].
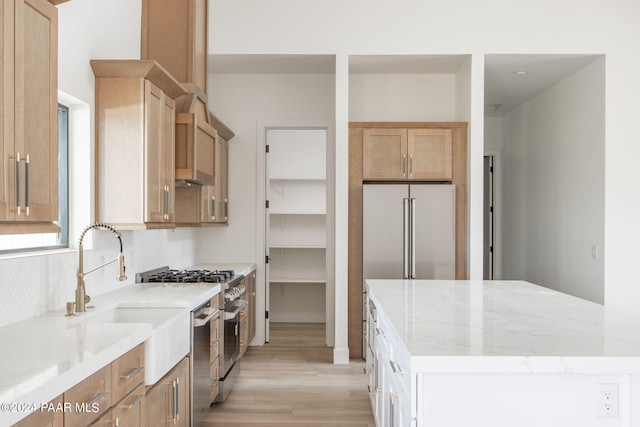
[136, 266, 247, 424]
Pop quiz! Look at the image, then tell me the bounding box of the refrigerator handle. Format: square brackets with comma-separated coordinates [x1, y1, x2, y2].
[403, 198, 409, 279]
[411, 198, 416, 279]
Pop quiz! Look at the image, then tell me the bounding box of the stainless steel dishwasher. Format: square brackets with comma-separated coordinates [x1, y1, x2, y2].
[191, 300, 219, 426]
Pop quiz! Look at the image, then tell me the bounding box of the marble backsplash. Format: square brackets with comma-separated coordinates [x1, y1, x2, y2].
[0, 228, 199, 328]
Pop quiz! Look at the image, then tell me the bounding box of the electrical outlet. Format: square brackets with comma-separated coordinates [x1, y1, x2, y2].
[597, 383, 619, 418]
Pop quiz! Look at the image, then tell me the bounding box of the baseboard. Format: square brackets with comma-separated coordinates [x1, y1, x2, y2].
[333, 347, 350, 364]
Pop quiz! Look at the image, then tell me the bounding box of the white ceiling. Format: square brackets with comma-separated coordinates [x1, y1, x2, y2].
[484, 54, 602, 117]
[209, 53, 603, 117]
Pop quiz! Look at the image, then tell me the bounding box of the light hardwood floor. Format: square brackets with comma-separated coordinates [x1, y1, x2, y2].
[202, 323, 376, 427]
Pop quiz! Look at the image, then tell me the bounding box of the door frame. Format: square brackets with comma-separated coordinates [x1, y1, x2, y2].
[256, 120, 335, 346]
[484, 149, 502, 280]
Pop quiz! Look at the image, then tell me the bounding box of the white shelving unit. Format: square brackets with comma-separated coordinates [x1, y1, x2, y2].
[266, 129, 327, 325]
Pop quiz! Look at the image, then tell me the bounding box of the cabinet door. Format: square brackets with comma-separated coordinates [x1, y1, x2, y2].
[200, 184, 216, 223]
[407, 129, 452, 180]
[12, 0, 57, 222]
[144, 80, 164, 223]
[161, 93, 175, 223]
[0, 0, 8, 221]
[172, 357, 189, 427]
[145, 377, 169, 427]
[363, 129, 408, 180]
[214, 137, 228, 223]
[145, 81, 175, 224]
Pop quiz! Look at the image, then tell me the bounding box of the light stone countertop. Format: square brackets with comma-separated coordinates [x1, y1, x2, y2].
[0, 262, 256, 425]
[366, 279, 640, 374]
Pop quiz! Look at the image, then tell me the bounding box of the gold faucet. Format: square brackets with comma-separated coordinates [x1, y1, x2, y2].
[71, 223, 127, 314]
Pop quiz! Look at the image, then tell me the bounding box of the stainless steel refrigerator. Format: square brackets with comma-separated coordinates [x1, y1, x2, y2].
[363, 183, 456, 282]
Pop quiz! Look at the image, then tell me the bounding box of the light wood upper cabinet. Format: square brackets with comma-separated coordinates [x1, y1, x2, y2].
[407, 128, 452, 180]
[175, 85, 217, 186]
[141, 0, 208, 92]
[91, 60, 185, 229]
[362, 128, 407, 180]
[362, 126, 453, 181]
[1, 0, 59, 232]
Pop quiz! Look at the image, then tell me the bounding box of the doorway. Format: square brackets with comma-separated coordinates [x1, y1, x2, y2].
[483, 152, 501, 280]
[264, 126, 331, 345]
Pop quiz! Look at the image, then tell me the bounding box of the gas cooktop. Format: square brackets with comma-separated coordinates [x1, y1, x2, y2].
[135, 267, 235, 284]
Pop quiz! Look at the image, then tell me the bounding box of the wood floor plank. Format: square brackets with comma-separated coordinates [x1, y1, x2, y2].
[204, 323, 375, 426]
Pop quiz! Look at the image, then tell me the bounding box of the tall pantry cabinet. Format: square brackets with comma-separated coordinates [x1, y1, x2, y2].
[1, 0, 59, 233]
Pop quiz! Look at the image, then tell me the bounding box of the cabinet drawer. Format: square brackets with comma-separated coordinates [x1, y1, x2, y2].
[64, 365, 112, 427]
[111, 344, 145, 404]
[12, 394, 63, 427]
[90, 383, 145, 426]
[209, 356, 220, 403]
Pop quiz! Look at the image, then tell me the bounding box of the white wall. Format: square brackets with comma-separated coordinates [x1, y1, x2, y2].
[501, 58, 605, 303]
[349, 74, 456, 121]
[201, 73, 336, 344]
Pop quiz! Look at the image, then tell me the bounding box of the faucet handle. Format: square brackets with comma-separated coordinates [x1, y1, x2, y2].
[65, 302, 75, 317]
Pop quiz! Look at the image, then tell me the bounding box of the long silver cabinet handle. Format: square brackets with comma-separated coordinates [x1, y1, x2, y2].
[194, 309, 220, 327]
[211, 196, 215, 220]
[409, 154, 413, 177]
[122, 393, 144, 410]
[175, 377, 180, 421]
[411, 198, 416, 279]
[390, 360, 403, 374]
[88, 390, 109, 407]
[24, 154, 29, 216]
[15, 153, 21, 216]
[224, 198, 228, 219]
[403, 198, 409, 279]
[402, 154, 407, 177]
[119, 366, 143, 380]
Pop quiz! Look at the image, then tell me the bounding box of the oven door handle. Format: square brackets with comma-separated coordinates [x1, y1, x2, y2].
[193, 308, 220, 328]
[224, 300, 248, 320]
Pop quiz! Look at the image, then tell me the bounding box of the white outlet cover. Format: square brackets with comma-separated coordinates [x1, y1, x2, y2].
[597, 383, 619, 418]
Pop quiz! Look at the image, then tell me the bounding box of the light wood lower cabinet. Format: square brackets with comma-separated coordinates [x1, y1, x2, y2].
[111, 344, 145, 404]
[63, 365, 112, 427]
[90, 383, 146, 427]
[12, 345, 146, 427]
[11, 395, 63, 427]
[145, 357, 189, 427]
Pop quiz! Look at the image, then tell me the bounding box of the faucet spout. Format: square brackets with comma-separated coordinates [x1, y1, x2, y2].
[73, 223, 126, 313]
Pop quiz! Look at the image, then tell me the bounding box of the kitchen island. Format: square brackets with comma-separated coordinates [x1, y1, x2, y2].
[365, 279, 640, 427]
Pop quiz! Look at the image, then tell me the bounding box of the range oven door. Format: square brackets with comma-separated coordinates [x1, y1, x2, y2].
[223, 299, 248, 375]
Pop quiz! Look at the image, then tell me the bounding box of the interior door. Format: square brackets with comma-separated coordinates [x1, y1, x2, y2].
[264, 134, 271, 342]
[410, 184, 456, 279]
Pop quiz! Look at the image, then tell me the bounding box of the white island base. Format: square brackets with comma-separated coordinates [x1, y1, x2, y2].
[364, 280, 640, 427]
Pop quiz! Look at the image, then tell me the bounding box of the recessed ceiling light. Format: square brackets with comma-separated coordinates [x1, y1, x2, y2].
[513, 70, 530, 75]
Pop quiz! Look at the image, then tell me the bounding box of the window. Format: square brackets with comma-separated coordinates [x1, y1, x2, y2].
[0, 104, 69, 254]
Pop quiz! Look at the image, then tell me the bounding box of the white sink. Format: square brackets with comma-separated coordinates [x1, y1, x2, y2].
[82, 306, 190, 385]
